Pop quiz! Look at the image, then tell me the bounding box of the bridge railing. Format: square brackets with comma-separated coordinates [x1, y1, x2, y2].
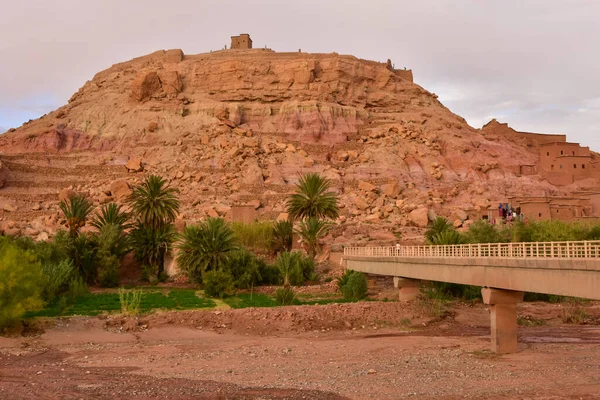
[343, 241, 600, 259]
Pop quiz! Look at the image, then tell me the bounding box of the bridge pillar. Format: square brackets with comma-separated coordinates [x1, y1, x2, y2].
[481, 288, 524, 354]
[393, 277, 421, 301]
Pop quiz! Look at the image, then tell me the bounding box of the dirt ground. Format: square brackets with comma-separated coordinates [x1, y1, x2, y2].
[2, 300, 600, 400]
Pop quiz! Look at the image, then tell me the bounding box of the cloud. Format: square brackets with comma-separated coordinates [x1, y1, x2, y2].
[0, 0, 598, 151]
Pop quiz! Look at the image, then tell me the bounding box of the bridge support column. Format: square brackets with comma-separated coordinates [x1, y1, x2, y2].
[393, 277, 421, 301]
[481, 288, 524, 354]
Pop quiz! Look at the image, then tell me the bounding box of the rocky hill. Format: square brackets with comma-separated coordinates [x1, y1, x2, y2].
[0, 48, 596, 247]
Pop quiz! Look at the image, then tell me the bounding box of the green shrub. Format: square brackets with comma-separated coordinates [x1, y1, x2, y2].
[42, 260, 76, 302]
[338, 270, 368, 300]
[119, 288, 143, 316]
[271, 220, 293, 254]
[275, 251, 314, 286]
[67, 276, 89, 303]
[275, 285, 296, 305]
[431, 282, 481, 301]
[97, 253, 120, 288]
[230, 221, 274, 253]
[464, 220, 511, 244]
[0, 244, 45, 330]
[203, 270, 235, 298]
[224, 249, 264, 289]
[258, 263, 281, 285]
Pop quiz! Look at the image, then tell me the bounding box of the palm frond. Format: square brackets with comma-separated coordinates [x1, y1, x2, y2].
[286, 173, 339, 221]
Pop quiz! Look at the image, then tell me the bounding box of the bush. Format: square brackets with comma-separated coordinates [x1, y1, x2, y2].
[224, 249, 264, 289]
[97, 253, 120, 288]
[275, 251, 314, 286]
[431, 282, 481, 301]
[338, 270, 368, 300]
[271, 220, 293, 254]
[275, 285, 296, 305]
[230, 221, 274, 253]
[464, 220, 511, 244]
[119, 288, 143, 316]
[42, 260, 76, 302]
[0, 244, 45, 330]
[258, 263, 281, 285]
[67, 276, 89, 303]
[203, 270, 235, 298]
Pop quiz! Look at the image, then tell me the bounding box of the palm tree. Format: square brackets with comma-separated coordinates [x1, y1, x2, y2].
[175, 218, 239, 284]
[430, 230, 467, 245]
[130, 223, 177, 279]
[271, 220, 293, 254]
[286, 173, 339, 221]
[129, 175, 180, 230]
[90, 203, 132, 232]
[59, 195, 95, 237]
[295, 217, 330, 259]
[425, 217, 454, 244]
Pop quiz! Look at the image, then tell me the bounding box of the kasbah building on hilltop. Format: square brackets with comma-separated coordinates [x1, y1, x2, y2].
[481, 120, 599, 223]
[226, 34, 597, 225]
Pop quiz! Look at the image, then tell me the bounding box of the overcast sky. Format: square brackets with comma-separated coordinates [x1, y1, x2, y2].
[1, 0, 598, 150]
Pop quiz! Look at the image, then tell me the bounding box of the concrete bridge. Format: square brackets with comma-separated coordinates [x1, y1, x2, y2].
[341, 240, 600, 354]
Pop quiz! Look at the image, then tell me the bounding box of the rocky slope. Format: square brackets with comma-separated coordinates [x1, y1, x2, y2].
[0, 48, 596, 247]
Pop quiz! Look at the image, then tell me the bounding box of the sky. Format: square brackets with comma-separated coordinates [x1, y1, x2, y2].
[1, 0, 599, 150]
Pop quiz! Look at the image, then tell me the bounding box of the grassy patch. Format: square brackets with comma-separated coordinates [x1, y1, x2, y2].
[224, 292, 359, 309]
[517, 315, 545, 327]
[25, 289, 216, 318]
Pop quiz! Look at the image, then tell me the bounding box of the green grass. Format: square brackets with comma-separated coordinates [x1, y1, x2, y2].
[223, 292, 359, 309]
[25, 289, 216, 318]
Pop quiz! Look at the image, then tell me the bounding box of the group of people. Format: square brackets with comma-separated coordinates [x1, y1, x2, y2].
[496, 203, 524, 224]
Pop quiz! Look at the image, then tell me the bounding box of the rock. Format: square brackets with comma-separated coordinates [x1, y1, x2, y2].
[246, 200, 261, 210]
[358, 154, 369, 163]
[58, 188, 76, 202]
[174, 217, 187, 232]
[0, 161, 8, 188]
[36, 232, 49, 242]
[110, 180, 132, 201]
[367, 369, 377, 375]
[381, 182, 401, 198]
[409, 207, 429, 228]
[369, 230, 396, 241]
[206, 208, 219, 218]
[24, 228, 40, 236]
[4, 228, 20, 236]
[354, 197, 370, 211]
[214, 203, 231, 216]
[125, 157, 143, 173]
[31, 203, 42, 211]
[131, 71, 161, 101]
[157, 70, 182, 94]
[395, 199, 405, 208]
[451, 209, 468, 221]
[276, 213, 289, 222]
[147, 121, 159, 132]
[336, 151, 349, 161]
[428, 209, 438, 222]
[164, 49, 184, 63]
[303, 158, 315, 167]
[453, 219, 463, 228]
[358, 181, 377, 192]
[2, 203, 16, 212]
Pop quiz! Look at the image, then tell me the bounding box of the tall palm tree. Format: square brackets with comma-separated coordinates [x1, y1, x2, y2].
[59, 195, 95, 237]
[430, 230, 467, 245]
[129, 175, 180, 230]
[176, 217, 239, 284]
[286, 173, 339, 221]
[90, 202, 132, 232]
[295, 217, 330, 259]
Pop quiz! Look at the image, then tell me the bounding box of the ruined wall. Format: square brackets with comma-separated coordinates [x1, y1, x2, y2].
[394, 69, 413, 82]
[520, 202, 551, 221]
[230, 205, 256, 223]
[481, 120, 566, 147]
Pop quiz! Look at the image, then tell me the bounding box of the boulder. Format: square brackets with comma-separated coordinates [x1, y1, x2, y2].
[409, 207, 429, 228]
[164, 49, 184, 63]
[276, 213, 289, 222]
[381, 182, 401, 198]
[125, 157, 143, 173]
[358, 181, 377, 192]
[214, 203, 231, 216]
[58, 188, 76, 202]
[147, 121, 159, 132]
[110, 180, 132, 201]
[131, 71, 161, 102]
[354, 197, 370, 211]
[2, 203, 16, 212]
[246, 199, 261, 210]
[0, 161, 8, 189]
[428, 209, 438, 222]
[174, 217, 187, 232]
[158, 70, 182, 94]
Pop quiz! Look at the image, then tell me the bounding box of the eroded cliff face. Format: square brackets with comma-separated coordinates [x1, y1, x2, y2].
[0, 48, 593, 245]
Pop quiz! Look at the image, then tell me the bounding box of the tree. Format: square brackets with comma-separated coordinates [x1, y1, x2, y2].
[130, 223, 176, 280]
[295, 217, 330, 259]
[271, 220, 293, 254]
[286, 173, 339, 221]
[175, 218, 239, 284]
[59, 195, 94, 237]
[90, 203, 132, 232]
[429, 230, 467, 245]
[425, 217, 454, 244]
[129, 175, 180, 230]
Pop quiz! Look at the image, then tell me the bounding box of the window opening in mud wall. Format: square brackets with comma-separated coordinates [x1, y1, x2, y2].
[582, 164, 586, 169]
[561, 150, 564, 155]
[539, 213, 542, 218]
[547, 152, 550, 156]
[551, 165, 555, 170]
[574, 164, 577, 169]
[560, 164, 563, 169]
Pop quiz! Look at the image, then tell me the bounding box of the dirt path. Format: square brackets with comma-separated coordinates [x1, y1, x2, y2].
[2, 302, 600, 399]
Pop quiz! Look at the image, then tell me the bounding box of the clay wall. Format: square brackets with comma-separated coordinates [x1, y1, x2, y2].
[542, 170, 573, 186]
[230, 205, 256, 223]
[394, 69, 413, 82]
[231, 34, 252, 49]
[519, 202, 551, 221]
